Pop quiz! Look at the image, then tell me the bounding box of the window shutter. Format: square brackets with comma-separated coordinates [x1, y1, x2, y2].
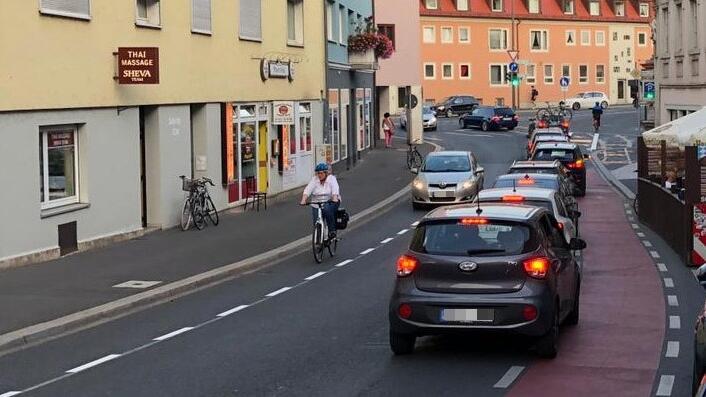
[40, 0, 90, 16]
[192, 0, 212, 32]
[240, 0, 262, 39]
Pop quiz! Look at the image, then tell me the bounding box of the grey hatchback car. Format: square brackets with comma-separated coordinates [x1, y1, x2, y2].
[388, 204, 585, 358]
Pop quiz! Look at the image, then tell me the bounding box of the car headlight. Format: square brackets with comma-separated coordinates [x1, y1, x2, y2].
[413, 178, 425, 190]
[459, 180, 475, 191]
[430, 117, 437, 124]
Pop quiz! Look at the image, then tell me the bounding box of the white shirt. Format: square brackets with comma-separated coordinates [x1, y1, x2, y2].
[303, 175, 341, 204]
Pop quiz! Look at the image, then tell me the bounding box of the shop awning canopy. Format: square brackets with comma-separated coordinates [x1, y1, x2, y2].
[643, 107, 706, 147]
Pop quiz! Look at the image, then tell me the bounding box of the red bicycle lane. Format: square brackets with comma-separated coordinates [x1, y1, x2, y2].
[508, 169, 666, 397]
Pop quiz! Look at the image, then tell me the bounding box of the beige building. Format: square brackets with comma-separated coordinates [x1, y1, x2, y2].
[0, 0, 326, 266]
[655, 0, 706, 123]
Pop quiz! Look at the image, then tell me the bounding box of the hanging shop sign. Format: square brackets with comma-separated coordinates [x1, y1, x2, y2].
[114, 47, 159, 84]
[272, 101, 295, 125]
[260, 59, 295, 82]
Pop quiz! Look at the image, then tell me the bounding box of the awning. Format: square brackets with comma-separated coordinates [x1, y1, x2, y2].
[643, 107, 706, 146]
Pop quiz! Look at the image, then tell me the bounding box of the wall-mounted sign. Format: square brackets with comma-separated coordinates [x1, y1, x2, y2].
[272, 101, 294, 125]
[47, 130, 74, 148]
[115, 47, 159, 84]
[260, 59, 295, 82]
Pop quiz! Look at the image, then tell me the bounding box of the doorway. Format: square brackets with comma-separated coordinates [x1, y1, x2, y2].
[618, 80, 626, 100]
[257, 121, 268, 192]
[138, 107, 147, 228]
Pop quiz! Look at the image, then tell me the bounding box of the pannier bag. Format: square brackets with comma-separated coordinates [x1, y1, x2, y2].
[335, 208, 350, 230]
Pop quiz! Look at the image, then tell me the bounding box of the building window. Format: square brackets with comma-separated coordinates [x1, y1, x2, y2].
[595, 31, 605, 46]
[528, 0, 540, 13]
[489, 29, 508, 50]
[638, 32, 647, 46]
[40, 0, 91, 19]
[565, 30, 576, 45]
[424, 63, 436, 79]
[492, 0, 503, 12]
[530, 30, 548, 51]
[624, 35, 631, 40]
[337, 6, 346, 43]
[40, 127, 79, 209]
[581, 30, 591, 46]
[675, 3, 683, 53]
[441, 27, 453, 43]
[615, 1, 625, 16]
[613, 32, 618, 41]
[690, 0, 698, 50]
[692, 56, 700, 77]
[596, 64, 605, 83]
[613, 66, 620, 72]
[661, 7, 669, 55]
[442, 63, 453, 79]
[544, 64, 554, 84]
[676, 59, 684, 78]
[459, 27, 470, 43]
[423, 26, 436, 43]
[459, 63, 471, 79]
[457, 0, 469, 10]
[378, 24, 396, 49]
[191, 0, 211, 34]
[526, 64, 536, 84]
[136, 0, 160, 26]
[627, 47, 631, 56]
[327, 90, 340, 162]
[490, 64, 509, 85]
[589, 0, 599, 15]
[240, 0, 262, 40]
[639, 2, 649, 16]
[287, 0, 304, 45]
[562, 64, 571, 79]
[326, 1, 333, 40]
[662, 61, 669, 78]
[579, 64, 588, 83]
[563, 0, 574, 13]
[426, 0, 438, 9]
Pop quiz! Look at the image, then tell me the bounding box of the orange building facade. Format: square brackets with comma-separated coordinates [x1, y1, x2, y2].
[419, 0, 654, 108]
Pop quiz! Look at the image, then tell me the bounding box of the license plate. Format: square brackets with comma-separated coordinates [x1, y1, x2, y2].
[441, 308, 494, 323]
[432, 190, 454, 198]
[503, 117, 512, 121]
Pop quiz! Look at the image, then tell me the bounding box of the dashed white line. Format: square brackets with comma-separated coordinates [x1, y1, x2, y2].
[304, 271, 327, 281]
[642, 240, 653, 247]
[266, 287, 292, 297]
[360, 248, 375, 255]
[636, 232, 645, 237]
[664, 278, 674, 288]
[153, 327, 194, 341]
[657, 263, 668, 272]
[335, 259, 353, 267]
[0, 392, 22, 397]
[667, 295, 679, 307]
[669, 316, 681, 329]
[628, 216, 635, 222]
[632, 223, 640, 229]
[397, 229, 409, 235]
[381, 237, 394, 244]
[665, 341, 680, 358]
[590, 133, 600, 151]
[66, 354, 122, 373]
[411, 221, 420, 227]
[493, 366, 525, 389]
[217, 305, 249, 317]
[656, 375, 675, 396]
[650, 251, 661, 258]
[626, 209, 634, 215]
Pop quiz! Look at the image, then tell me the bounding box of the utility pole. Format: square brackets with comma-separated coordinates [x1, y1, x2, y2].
[510, 0, 516, 109]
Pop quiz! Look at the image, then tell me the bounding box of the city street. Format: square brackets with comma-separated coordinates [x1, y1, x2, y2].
[0, 109, 702, 397]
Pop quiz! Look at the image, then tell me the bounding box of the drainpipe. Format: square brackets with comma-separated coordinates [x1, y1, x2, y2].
[323, 0, 330, 166]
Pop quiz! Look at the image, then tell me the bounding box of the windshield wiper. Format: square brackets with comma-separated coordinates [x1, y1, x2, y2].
[466, 249, 506, 254]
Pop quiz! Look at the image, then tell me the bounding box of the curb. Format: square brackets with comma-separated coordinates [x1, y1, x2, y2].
[590, 150, 636, 200]
[0, 141, 443, 356]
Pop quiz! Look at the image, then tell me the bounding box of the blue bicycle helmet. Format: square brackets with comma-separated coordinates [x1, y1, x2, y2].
[315, 162, 328, 172]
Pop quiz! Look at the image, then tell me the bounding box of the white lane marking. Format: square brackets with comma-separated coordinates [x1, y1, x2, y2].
[397, 229, 409, 235]
[153, 327, 194, 341]
[637, 232, 646, 237]
[590, 133, 600, 151]
[304, 271, 327, 281]
[335, 259, 353, 267]
[66, 354, 122, 373]
[266, 287, 292, 297]
[493, 366, 525, 388]
[664, 278, 674, 288]
[411, 221, 420, 227]
[626, 209, 634, 215]
[0, 392, 22, 397]
[627, 216, 635, 222]
[667, 295, 679, 306]
[360, 248, 375, 255]
[643, 240, 653, 247]
[669, 316, 681, 329]
[656, 375, 675, 396]
[381, 238, 394, 244]
[657, 263, 668, 272]
[632, 223, 639, 229]
[650, 251, 661, 258]
[112, 280, 163, 289]
[217, 305, 249, 317]
[665, 341, 680, 358]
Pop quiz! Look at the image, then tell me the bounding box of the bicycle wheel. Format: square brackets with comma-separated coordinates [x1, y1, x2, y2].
[412, 149, 423, 169]
[560, 108, 573, 120]
[193, 201, 206, 230]
[312, 224, 324, 263]
[328, 237, 338, 257]
[536, 108, 551, 121]
[205, 196, 219, 226]
[180, 198, 192, 231]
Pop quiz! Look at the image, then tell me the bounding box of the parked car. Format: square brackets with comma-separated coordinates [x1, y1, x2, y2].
[459, 106, 519, 131]
[528, 134, 569, 158]
[401, 107, 438, 131]
[388, 204, 586, 357]
[564, 92, 610, 110]
[507, 160, 579, 195]
[530, 142, 588, 196]
[411, 151, 484, 209]
[432, 96, 479, 118]
[492, 173, 580, 212]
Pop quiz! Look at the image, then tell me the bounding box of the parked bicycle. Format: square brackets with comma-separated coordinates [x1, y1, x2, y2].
[303, 201, 339, 263]
[407, 139, 423, 171]
[179, 175, 218, 231]
[536, 101, 573, 121]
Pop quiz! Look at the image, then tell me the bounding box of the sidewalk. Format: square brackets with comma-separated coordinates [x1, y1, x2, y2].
[0, 143, 431, 346]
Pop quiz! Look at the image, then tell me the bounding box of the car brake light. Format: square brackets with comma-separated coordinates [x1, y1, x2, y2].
[518, 178, 535, 185]
[537, 120, 547, 128]
[522, 305, 538, 321]
[491, 116, 501, 122]
[460, 218, 488, 225]
[523, 257, 550, 279]
[396, 255, 418, 277]
[561, 121, 570, 128]
[399, 303, 413, 319]
[557, 222, 564, 230]
[502, 195, 525, 202]
[513, 115, 519, 121]
[567, 159, 584, 169]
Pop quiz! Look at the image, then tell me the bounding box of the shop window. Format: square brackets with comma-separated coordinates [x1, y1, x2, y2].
[356, 89, 365, 152]
[327, 90, 340, 162]
[378, 24, 396, 49]
[40, 126, 79, 209]
[596, 65, 605, 83]
[192, 0, 211, 34]
[240, 0, 262, 40]
[299, 103, 312, 153]
[340, 89, 349, 160]
[365, 88, 372, 149]
[136, 0, 160, 26]
[579, 64, 588, 83]
[40, 0, 90, 19]
[239, 105, 256, 118]
[489, 29, 508, 50]
[287, 0, 304, 46]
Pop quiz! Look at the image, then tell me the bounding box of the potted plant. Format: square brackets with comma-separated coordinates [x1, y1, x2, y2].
[348, 17, 395, 66]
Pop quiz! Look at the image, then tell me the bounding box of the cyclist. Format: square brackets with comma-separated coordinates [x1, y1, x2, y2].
[300, 163, 341, 239]
[591, 101, 603, 131]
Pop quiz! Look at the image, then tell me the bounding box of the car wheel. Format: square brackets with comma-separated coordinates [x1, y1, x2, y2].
[446, 109, 453, 118]
[390, 331, 416, 355]
[535, 304, 559, 359]
[459, 119, 465, 129]
[508, 126, 515, 131]
[565, 278, 580, 326]
[572, 102, 580, 111]
[601, 101, 608, 109]
[481, 121, 489, 131]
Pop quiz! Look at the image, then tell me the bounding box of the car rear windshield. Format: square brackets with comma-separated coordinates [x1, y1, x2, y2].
[509, 167, 557, 175]
[493, 178, 558, 190]
[423, 155, 471, 172]
[494, 108, 515, 116]
[533, 149, 577, 162]
[410, 220, 537, 256]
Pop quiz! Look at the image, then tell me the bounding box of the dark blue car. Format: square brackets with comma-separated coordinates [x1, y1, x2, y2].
[459, 106, 518, 131]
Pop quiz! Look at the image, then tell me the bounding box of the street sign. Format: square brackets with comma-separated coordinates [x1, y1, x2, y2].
[644, 81, 655, 100]
[506, 49, 519, 61]
[559, 76, 570, 87]
[508, 62, 518, 73]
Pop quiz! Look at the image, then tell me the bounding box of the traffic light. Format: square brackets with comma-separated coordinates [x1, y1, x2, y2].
[510, 72, 520, 86]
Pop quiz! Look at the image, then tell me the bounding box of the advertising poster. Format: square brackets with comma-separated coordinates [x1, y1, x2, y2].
[693, 203, 706, 265]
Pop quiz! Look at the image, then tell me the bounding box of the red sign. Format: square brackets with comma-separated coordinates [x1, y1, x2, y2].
[47, 131, 74, 148]
[116, 47, 159, 84]
[694, 204, 706, 265]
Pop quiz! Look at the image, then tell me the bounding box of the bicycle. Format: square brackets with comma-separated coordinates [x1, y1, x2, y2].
[179, 175, 219, 231]
[303, 201, 339, 263]
[407, 139, 423, 171]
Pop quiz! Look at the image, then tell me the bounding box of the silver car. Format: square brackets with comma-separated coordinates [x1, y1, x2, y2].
[401, 106, 438, 131]
[411, 151, 484, 209]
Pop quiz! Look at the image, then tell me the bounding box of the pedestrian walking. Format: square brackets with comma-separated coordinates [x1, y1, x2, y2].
[382, 112, 395, 148]
[530, 86, 539, 108]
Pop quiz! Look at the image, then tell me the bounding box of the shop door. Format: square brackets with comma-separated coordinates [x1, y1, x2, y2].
[618, 80, 626, 100]
[257, 121, 268, 192]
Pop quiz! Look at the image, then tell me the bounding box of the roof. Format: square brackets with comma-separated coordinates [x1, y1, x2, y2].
[478, 187, 557, 201]
[424, 203, 543, 222]
[533, 128, 565, 134]
[535, 135, 569, 142]
[534, 142, 579, 150]
[428, 150, 471, 157]
[511, 160, 561, 168]
[497, 173, 559, 181]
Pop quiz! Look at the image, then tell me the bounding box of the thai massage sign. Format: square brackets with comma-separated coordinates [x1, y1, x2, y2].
[115, 47, 159, 84]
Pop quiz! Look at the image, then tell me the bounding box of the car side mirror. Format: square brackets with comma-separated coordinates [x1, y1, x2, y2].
[474, 167, 485, 175]
[410, 167, 419, 175]
[569, 238, 587, 250]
